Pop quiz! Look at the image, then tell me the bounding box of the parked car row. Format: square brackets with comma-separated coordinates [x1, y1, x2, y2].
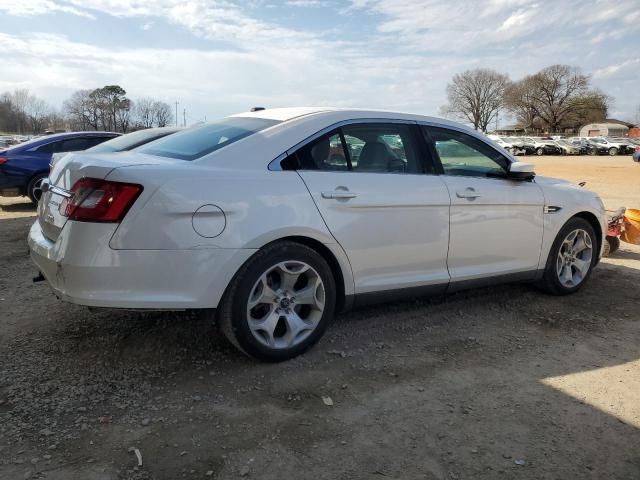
[488, 135, 640, 156]
[0, 128, 179, 203]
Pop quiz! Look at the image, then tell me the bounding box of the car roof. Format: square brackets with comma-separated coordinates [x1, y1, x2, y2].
[232, 107, 472, 127]
[2, 131, 120, 152]
[41, 131, 120, 139]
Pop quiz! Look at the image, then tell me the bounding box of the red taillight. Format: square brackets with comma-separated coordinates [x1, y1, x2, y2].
[0, 157, 7, 165]
[61, 178, 143, 223]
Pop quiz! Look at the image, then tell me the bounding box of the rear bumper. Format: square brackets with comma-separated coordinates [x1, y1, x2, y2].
[28, 220, 255, 309]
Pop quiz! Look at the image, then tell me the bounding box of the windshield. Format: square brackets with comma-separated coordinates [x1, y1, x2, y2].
[88, 128, 177, 153]
[137, 117, 281, 161]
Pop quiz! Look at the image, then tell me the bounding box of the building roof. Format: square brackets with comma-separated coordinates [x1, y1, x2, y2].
[581, 122, 631, 130]
[604, 118, 637, 128]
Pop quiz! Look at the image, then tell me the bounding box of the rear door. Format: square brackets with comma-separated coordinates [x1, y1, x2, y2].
[295, 122, 451, 294]
[423, 125, 545, 283]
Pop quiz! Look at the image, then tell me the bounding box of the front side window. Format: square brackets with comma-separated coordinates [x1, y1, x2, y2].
[425, 127, 508, 178]
[138, 117, 281, 161]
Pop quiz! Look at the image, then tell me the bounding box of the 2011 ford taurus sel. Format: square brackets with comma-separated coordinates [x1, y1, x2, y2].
[28, 108, 606, 361]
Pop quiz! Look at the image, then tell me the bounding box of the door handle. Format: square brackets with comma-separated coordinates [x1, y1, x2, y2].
[456, 188, 481, 199]
[321, 191, 357, 199]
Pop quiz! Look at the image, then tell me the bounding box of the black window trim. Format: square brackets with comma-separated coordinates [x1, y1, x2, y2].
[28, 134, 118, 153]
[270, 118, 439, 175]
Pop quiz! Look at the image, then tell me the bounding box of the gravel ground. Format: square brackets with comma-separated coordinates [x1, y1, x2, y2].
[1, 155, 639, 480]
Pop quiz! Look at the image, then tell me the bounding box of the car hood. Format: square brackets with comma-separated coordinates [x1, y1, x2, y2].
[535, 175, 579, 188]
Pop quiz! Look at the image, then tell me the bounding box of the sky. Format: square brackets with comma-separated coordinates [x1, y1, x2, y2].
[0, 0, 638, 126]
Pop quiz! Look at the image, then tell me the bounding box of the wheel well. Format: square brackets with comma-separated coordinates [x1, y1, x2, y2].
[273, 236, 347, 313]
[27, 171, 48, 189]
[573, 211, 603, 255]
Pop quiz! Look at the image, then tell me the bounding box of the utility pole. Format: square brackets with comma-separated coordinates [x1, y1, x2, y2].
[175, 101, 179, 128]
[183, 108, 186, 127]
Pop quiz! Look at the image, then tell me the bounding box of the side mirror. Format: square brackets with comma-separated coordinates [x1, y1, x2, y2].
[508, 161, 535, 180]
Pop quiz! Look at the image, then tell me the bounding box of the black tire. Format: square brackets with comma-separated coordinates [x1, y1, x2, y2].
[606, 236, 620, 255]
[608, 147, 618, 156]
[27, 173, 48, 205]
[217, 241, 336, 362]
[536, 147, 544, 156]
[539, 217, 598, 295]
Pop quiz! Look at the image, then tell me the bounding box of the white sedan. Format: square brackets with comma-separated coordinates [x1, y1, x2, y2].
[29, 108, 606, 361]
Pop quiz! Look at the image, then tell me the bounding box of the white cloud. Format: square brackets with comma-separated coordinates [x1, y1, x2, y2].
[0, 0, 94, 18]
[0, 0, 638, 122]
[286, 0, 327, 6]
[593, 58, 640, 79]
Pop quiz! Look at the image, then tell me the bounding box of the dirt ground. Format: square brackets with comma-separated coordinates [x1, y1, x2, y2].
[1, 155, 639, 480]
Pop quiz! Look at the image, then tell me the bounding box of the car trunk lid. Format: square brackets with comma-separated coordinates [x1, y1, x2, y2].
[38, 152, 168, 241]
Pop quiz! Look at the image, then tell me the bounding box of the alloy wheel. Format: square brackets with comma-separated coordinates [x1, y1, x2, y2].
[556, 229, 593, 288]
[246, 261, 325, 349]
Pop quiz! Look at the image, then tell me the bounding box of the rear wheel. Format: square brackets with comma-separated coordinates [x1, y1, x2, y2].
[217, 241, 336, 361]
[540, 218, 597, 295]
[609, 147, 618, 156]
[536, 147, 544, 156]
[27, 173, 47, 205]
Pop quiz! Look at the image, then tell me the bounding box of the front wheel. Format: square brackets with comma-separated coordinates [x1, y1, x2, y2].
[217, 241, 336, 361]
[536, 147, 544, 156]
[609, 147, 618, 156]
[540, 218, 597, 295]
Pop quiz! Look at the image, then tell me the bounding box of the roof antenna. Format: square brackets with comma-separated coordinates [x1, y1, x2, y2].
[250, 107, 266, 112]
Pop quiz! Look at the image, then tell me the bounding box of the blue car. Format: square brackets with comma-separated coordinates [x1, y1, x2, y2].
[0, 131, 119, 204]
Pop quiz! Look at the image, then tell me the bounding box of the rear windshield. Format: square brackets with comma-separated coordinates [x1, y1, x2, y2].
[88, 129, 177, 153]
[137, 117, 281, 161]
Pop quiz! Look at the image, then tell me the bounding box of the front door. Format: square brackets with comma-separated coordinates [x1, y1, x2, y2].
[423, 126, 545, 282]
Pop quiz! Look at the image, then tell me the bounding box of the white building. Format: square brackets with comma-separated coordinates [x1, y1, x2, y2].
[579, 120, 631, 137]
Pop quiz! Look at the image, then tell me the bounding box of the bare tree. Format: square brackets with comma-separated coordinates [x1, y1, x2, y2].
[442, 69, 511, 132]
[11, 89, 31, 134]
[64, 90, 99, 130]
[25, 96, 51, 134]
[133, 98, 155, 128]
[152, 101, 173, 127]
[565, 89, 611, 127]
[504, 78, 539, 131]
[505, 65, 590, 132]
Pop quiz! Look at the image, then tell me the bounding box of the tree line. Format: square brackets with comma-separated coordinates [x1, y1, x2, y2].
[441, 64, 612, 133]
[0, 85, 173, 135]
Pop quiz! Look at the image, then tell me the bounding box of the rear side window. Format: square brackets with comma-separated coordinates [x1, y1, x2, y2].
[342, 124, 419, 173]
[138, 117, 281, 161]
[35, 141, 64, 154]
[293, 123, 424, 174]
[297, 132, 349, 171]
[60, 138, 92, 152]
